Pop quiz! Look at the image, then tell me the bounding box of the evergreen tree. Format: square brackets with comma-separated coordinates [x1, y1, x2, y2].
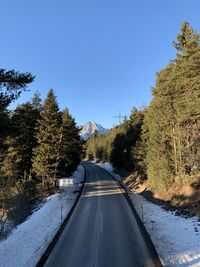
[0, 101, 41, 185]
[59, 108, 81, 175]
[145, 22, 200, 192]
[145, 64, 177, 191]
[32, 89, 61, 182]
[110, 133, 127, 169]
[173, 22, 200, 175]
[173, 21, 200, 57]
[0, 68, 34, 142]
[11, 103, 41, 173]
[85, 123, 127, 162]
[110, 108, 145, 171]
[131, 109, 148, 175]
[0, 137, 21, 186]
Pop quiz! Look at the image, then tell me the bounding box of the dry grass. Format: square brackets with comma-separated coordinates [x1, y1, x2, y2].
[122, 171, 200, 217]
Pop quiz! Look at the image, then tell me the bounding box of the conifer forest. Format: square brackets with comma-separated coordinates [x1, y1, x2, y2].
[0, 22, 200, 235]
[0, 82, 82, 234]
[86, 22, 200, 212]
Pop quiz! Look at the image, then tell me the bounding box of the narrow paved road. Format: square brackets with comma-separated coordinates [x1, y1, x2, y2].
[44, 163, 161, 267]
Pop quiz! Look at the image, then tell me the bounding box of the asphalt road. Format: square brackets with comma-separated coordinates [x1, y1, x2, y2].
[44, 163, 161, 267]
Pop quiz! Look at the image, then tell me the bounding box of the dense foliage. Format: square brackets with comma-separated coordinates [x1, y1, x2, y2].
[0, 74, 82, 232]
[145, 22, 200, 192]
[86, 108, 145, 171]
[0, 68, 34, 142]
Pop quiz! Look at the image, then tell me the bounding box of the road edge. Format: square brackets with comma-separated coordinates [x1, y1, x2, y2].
[97, 165, 163, 267]
[35, 165, 86, 267]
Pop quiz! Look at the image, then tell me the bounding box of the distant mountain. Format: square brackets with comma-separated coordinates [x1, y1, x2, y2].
[80, 122, 109, 140]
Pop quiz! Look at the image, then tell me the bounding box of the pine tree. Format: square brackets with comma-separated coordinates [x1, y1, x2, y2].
[173, 21, 200, 57]
[11, 103, 41, 173]
[0, 68, 34, 142]
[145, 22, 200, 192]
[110, 133, 127, 169]
[109, 108, 144, 171]
[59, 108, 81, 175]
[131, 109, 148, 175]
[0, 137, 21, 186]
[32, 89, 61, 183]
[173, 22, 200, 175]
[0, 102, 41, 186]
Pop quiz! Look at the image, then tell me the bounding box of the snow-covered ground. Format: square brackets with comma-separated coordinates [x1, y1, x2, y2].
[131, 192, 200, 267]
[99, 162, 200, 267]
[2, 161, 199, 267]
[97, 162, 113, 172]
[0, 165, 85, 267]
[97, 162, 121, 180]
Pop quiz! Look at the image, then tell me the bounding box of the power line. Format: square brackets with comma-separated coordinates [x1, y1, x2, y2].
[113, 111, 126, 124]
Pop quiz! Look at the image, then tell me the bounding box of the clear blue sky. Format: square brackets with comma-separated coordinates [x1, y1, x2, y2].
[1, 0, 200, 128]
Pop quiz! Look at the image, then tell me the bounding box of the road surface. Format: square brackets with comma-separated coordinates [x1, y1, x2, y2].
[44, 163, 161, 267]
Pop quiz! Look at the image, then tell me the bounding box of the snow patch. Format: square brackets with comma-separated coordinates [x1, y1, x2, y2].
[97, 162, 121, 180]
[97, 163, 200, 266]
[0, 164, 85, 267]
[131, 192, 200, 266]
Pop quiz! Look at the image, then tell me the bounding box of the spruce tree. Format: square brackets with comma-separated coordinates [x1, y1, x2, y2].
[0, 137, 21, 186]
[110, 133, 127, 169]
[173, 22, 200, 175]
[32, 89, 61, 182]
[145, 63, 178, 191]
[11, 103, 41, 173]
[145, 22, 200, 192]
[0, 68, 34, 142]
[0, 102, 41, 186]
[131, 109, 148, 175]
[59, 108, 81, 175]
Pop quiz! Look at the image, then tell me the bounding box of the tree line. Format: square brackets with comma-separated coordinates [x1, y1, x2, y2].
[1, 21, 200, 233]
[0, 70, 82, 234]
[85, 108, 145, 173]
[86, 22, 200, 193]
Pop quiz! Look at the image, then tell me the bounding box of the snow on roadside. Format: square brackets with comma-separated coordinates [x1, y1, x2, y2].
[130, 192, 200, 267]
[0, 165, 85, 267]
[97, 162, 121, 180]
[97, 162, 113, 172]
[73, 164, 85, 183]
[98, 163, 200, 266]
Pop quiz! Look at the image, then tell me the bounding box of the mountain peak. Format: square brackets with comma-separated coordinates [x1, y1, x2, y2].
[80, 122, 108, 140]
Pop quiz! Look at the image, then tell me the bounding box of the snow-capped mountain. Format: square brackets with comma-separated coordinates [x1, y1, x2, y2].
[80, 122, 108, 140]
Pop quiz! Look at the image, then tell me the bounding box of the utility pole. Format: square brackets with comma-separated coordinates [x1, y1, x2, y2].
[113, 111, 126, 124]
